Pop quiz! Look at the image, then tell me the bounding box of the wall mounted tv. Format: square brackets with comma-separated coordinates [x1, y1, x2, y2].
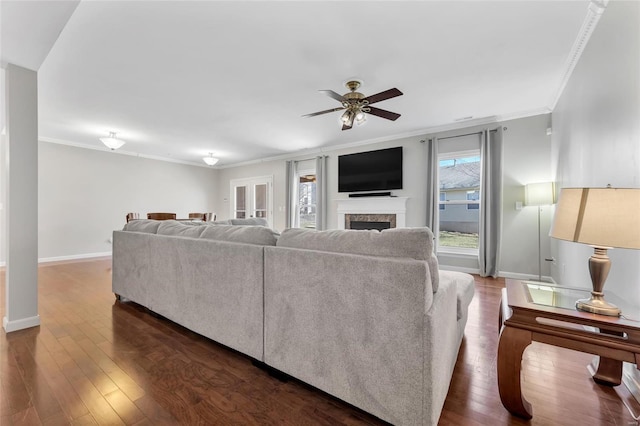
[338, 146, 403, 193]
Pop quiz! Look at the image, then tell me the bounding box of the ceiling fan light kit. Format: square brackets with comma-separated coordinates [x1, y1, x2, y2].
[304, 80, 403, 131]
[99, 131, 126, 150]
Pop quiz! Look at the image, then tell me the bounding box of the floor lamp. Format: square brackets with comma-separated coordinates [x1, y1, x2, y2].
[525, 182, 555, 282]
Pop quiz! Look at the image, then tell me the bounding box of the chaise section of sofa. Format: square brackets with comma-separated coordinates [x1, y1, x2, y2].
[112, 220, 278, 361]
[263, 227, 474, 425]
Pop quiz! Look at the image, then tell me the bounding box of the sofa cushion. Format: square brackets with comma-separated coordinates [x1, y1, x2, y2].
[438, 270, 475, 320]
[230, 218, 269, 226]
[200, 225, 279, 246]
[122, 219, 161, 234]
[157, 221, 207, 238]
[278, 227, 440, 291]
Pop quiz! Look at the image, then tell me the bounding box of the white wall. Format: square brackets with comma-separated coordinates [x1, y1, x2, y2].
[500, 114, 554, 279]
[216, 113, 552, 278]
[551, 0, 640, 306]
[35, 142, 217, 261]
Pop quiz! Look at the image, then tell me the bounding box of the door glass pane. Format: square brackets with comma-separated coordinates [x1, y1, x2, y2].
[254, 183, 267, 219]
[235, 186, 246, 219]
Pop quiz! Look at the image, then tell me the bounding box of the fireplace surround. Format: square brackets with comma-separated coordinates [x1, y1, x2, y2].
[337, 197, 408, 230]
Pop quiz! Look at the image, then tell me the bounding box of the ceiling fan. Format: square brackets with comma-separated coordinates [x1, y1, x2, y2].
[303, 80, 403, 130]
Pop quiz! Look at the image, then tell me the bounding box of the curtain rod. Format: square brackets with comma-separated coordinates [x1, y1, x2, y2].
[433, 127, 500, 141]
[291, 155, 327, 163]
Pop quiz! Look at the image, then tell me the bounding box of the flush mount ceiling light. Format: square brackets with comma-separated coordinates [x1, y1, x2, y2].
[99, 132, 126, 150]
[203, 153, 219, 166]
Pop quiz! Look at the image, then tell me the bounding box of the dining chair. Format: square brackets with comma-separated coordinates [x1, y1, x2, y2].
[126, 212, 140, 223]
[147, 212, 177, 220]
[189, 212, 215, 221]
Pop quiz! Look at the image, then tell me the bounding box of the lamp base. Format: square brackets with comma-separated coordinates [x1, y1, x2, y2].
[576, 292, 621, 317]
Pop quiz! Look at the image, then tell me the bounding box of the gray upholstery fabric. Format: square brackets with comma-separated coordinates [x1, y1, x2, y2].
[230, 217, 269, 226]
[199, 225, 279, 246]
[439, 270, 476, 320]
[211, 220, 232, 225]
[112, 230, 265, 360]
[264, 246, 433, 425]
[122, 219, 161, 234]
[422, 278, 461, 426]
[112, 223, 475, 425]
[157, 220, 207, 238]
[277, 227, 440, 291]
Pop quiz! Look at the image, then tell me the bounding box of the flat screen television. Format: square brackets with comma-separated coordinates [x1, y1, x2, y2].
[338, 146, 403, 193]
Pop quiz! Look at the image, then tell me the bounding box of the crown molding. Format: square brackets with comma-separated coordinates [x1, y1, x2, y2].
[217, 108, 551, 169]
[40, 105, 550, 171]
[39, 136, 213, 168]
[548, 0, 608, 110]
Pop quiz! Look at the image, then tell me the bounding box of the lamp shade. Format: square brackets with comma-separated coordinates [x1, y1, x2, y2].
[525, 182, 555, 206]
[550, 187, 640, 249]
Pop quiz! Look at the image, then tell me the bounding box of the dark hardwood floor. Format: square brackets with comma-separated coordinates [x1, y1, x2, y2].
[1, 259, 638, 425]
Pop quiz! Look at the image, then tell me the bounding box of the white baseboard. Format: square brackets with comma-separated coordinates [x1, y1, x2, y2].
[0, 251, 112, 269]
[38, 251, 112, 264]
[438, 265, 480, 275]
[499, 270, 554, 283]
[3, 314, 41, 332]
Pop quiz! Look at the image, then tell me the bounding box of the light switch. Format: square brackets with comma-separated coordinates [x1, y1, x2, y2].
[515, 201, 523, 210]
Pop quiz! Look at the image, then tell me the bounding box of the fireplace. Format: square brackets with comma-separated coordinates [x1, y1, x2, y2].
[345, 213, 396, 230]
[336, 197, 408, 230]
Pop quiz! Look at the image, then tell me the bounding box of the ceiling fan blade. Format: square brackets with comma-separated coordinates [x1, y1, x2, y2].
[341, 123, 353, 131]
[302, 107, 345, 118]
[366, 106, 401, 121]
[320, 90, 346, 102]
[363, 88, 403, 105]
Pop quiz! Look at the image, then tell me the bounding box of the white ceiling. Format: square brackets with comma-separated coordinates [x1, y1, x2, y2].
[2, 1, 593, 167]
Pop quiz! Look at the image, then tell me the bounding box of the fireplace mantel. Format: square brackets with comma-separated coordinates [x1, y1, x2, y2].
[336, 197, 408, 229]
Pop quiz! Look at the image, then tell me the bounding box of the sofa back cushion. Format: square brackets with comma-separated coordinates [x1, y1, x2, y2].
[122, 219, 161, 234]
[200, 225, 279, 246]
[157, 221, 207, 238]
[277, 227, 440, 291]
[230, 218, 269, 226]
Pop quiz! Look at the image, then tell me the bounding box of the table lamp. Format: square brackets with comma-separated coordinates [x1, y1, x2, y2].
[525, 182, 555, 281]
[550, 186, 640, 316]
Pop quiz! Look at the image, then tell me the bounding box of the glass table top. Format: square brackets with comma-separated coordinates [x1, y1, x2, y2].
[522, 281, 640, 322]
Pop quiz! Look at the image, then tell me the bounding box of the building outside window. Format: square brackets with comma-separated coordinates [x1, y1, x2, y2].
[438, 152, 480, 252]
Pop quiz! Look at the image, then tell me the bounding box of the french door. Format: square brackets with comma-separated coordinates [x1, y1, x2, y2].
[230, 176, 273, 227]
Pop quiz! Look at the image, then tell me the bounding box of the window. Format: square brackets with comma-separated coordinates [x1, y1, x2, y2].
[438, 149, 481, 253]
[466, 190, 479, 209]
[298, 173, 317, 228]
[230, 176, 273, 227]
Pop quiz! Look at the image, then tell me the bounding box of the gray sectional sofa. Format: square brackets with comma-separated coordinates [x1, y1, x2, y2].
[112, 220, 475, 425]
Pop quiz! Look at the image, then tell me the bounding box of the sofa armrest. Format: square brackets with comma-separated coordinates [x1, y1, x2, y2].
[422, 278, 460, 425]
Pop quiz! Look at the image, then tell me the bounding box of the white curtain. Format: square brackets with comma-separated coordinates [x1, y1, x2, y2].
[478, 128, 503, 277]
[285, 160, 297, 229]
[315, 155, 328, 230]
[425, 137, 439, 232]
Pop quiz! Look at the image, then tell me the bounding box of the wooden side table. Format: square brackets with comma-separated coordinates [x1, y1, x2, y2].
[497, 279, 640, 419]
